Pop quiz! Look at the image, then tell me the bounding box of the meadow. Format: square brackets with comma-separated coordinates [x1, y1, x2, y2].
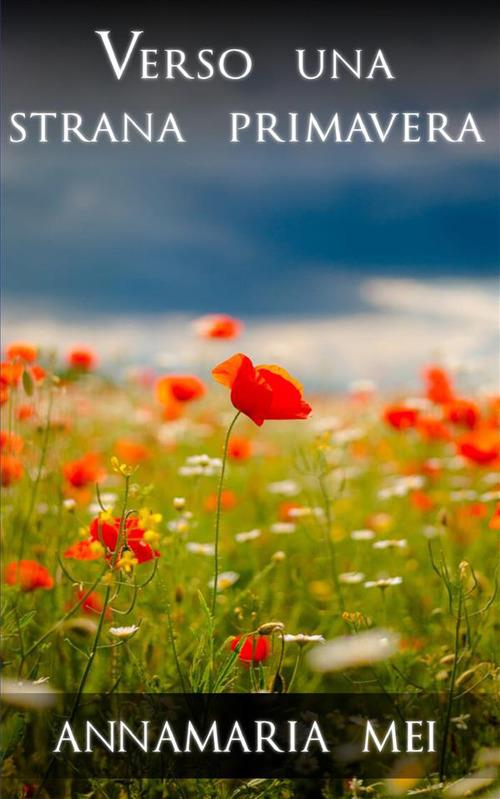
[1, 317, 498, 798]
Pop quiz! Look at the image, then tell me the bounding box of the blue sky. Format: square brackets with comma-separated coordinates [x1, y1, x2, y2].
[2, 2, 498, 387]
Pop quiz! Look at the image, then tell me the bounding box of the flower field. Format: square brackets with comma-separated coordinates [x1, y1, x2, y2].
[1, 321, 498, 798]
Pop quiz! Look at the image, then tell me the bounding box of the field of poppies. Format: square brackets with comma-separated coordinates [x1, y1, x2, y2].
[1, 315, 498, 799]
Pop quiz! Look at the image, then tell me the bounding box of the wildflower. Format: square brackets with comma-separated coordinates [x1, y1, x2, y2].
[339, 571, 365, 584]
[64, 540, 104, 560]
[30, 364, 46, 383]
[268, 480, 301, 496]
[17, 403, 35, 421]
[209, 570, 239, 591]
[83, 513, 160, 564]
[186, 542, 215, 555]
[0, 360, 23, 387]
[116, 550, 139, 573]
[212, 353, 311, 426]
[270, 522, 296, 534]
[271, 550, 286, 562]
[235, 528, 261, 542]
[228, 436, 253, 460]
[204, 489, 237, 512]
[410, 490, 434, 511]
[373, 539, 407, 549]
[351, 529, 375, 541]
[230, 634, 270, 663]
[5, 341, 38, 363]
[445, 398, 480, 429]
[109, 625, 140, 639]
[77, 589, 112, 619]
[308, 629, 400, 672]
[156, 374, 205, 404]
[364, 576, 403, 589]
[194, 313, 243, 339]
[417, 416, 452, 442]
[179, 455, 222, 477]
[488, 503, 500, 530]
[114, 439, 151, 465]
[457, 428, 500, 466]
[283, 633, 326, 646]
[63, 453, 103, 488]
[451, 713, 470, 731]
[67, 347, 97, 371]
[0, 454, 24, 487]
[173, 496, 186, 511]
[278, 501, 302, 521]
[4, 560, 54, 591]
[383, 405, 419, 431]
[423, 365, 455, 405]
[137, 507, 163, 530]
[287, 506, 324, 519]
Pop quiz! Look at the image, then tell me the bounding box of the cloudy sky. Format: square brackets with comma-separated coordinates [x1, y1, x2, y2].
[2, 2, 498, 386]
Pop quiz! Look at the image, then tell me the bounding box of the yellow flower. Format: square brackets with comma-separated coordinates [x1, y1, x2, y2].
[143, 529, 160, 547]
[138, 507, 162, 530]
[117, 550, 138, 573]
[89, 541, 104, 556]
[110, 456, 137, 477]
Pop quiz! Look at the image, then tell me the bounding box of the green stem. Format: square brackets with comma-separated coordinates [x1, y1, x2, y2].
[318, 472, 345, 614]
[439, 583, 463, 781]
[287, 648, 302, 692]
[17, 385, 54, 566]
[35, 476, 130, 797]
[18, 565, 107, 675]
[211, 411, 240, 617]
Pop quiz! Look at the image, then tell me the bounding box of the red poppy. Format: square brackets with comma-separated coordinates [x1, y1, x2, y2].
[228, 436, 253, 460]
[488, 503, 500, 530]
[89, 515, 159, 564]
[0, 431, 24, 455]
[204, 489, 237, 513]
[67, 347, 97, 371]
[0, 361, 23, 387]
[445, 399, 480, 429]
[16, 404, 35, 421]
[212, 353, 311, 427]
[156, 374, 206, 404]
[115, 439, 151, 465]
[63, 453, 103, 488]
[30, 364, 46, 383]
[76, 589, 112, 620]
[5, 560, 54, 591]
[383, 405, 419, 431]
[416, 416, 451, 442]
[457, 428, 500, 466]
[5, 342, 38, 363]
[230, 634, 271, 663]
[0, 386, 8, 406]
[410, 490, 434, 512]
[195, 314, 243, 340]
[423, 365, 455, 405]
[1, 455, 24, 487]
[279, 501, 302, 522]
[465, 502, 488, 519]
[64, 539, 103, 560]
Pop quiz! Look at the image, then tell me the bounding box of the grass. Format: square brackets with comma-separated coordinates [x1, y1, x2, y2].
[0, 357, 498, 798]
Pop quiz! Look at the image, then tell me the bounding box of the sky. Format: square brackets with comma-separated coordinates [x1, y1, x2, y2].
[1, 1, 498, 386]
